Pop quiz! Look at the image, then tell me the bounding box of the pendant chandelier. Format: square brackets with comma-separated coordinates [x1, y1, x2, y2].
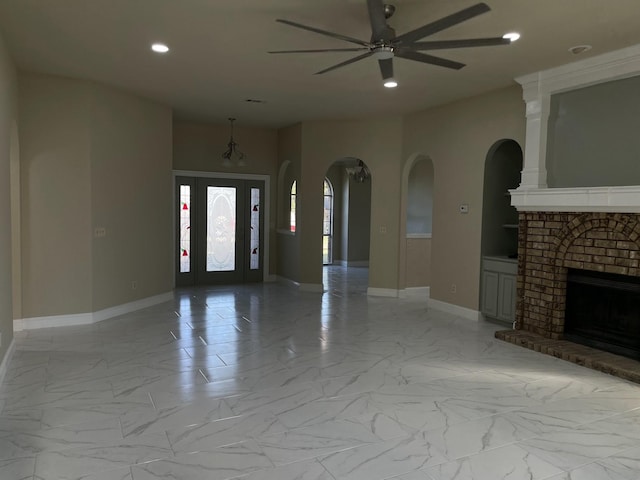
[222, 118, 246, 167]
[345, 159, 370, 183]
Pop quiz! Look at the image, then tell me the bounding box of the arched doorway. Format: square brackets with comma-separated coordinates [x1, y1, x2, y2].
[323, 158, 372, 289]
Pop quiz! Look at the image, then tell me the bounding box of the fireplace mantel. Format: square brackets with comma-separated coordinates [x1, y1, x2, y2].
[510, 186, 640, 213]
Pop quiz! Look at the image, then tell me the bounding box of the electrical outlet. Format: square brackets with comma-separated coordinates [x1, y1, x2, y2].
[131, 280, 138, 290]
[94, 227, 107, 237]
[379, 226, 387, 234]
[450, 284, 457, 294]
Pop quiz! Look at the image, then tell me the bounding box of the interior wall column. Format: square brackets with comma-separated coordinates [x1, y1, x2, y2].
[517, 82, 549, 189]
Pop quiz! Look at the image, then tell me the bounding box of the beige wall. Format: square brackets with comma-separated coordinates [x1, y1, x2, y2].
[0, 31, 17, 363]
[173, 121, 279, 277]
[406, 237, 431, 287]
[276, 124, 302, 281]
[300, 117, 403, 288]
[403, 86, 525, 310]
[19, 74, 93, 317]
[90, 85, 173, 310]
[346, 176, 371, 262]
[19, 73, 173, 318]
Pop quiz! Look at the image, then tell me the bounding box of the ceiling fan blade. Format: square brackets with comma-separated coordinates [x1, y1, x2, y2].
[276, 19, 370, 47]
[394, 3, 491, 45]
[367, 0, 390, 40]
[315, 52, 374, 75]
[269, 48, 369, 54]
[409, 37, 511, 50]
[378, 57, 393, 80]
[395, 50, 465, 70]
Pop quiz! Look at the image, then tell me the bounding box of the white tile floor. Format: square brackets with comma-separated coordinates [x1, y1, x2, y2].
[2, 266, 640, 480]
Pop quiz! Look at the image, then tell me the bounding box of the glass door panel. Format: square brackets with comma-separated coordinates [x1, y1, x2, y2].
[206, 186, 237, 272]
[244, 181, 264, 283]
[176, 177, 195, 286]
[196, 178, 244, 284]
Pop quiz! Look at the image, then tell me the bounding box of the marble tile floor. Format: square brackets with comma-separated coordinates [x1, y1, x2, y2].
[2, 266, 640, 480]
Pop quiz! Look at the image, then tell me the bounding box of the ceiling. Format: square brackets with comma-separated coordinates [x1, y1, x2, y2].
[1, 0, 639, 128]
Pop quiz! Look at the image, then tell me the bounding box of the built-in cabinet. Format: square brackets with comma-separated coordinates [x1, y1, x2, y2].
[480, 139, 523, 324]
[481, 256, 517, 323]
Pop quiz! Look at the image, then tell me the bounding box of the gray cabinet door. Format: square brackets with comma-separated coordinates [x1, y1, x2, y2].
[498, 273, 517, 322]
[481, 271, 499, 318]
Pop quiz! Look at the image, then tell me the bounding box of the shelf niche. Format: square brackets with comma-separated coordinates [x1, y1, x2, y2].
[481, 139, 523, 259]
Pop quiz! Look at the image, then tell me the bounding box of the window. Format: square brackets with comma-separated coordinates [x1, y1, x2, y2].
[179, 184, 191, 273]
[323, 178, 333, 264]
[290, 180, 297, 232]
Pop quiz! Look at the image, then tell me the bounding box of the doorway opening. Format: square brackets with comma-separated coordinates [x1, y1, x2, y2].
[323, 178, 334, 265]
[322, 158, 371, 288]
[175, 175, 265, 286]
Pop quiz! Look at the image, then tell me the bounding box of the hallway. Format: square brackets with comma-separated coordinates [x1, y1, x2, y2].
[1, 270, 640, 479]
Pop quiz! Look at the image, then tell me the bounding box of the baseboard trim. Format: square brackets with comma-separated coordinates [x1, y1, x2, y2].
[428, 298, 481, 322]
[367, 287, 399, 298]
[0, 339, 16, 386]
[277, 276, 324, 293]
[399, 286, 430, 299]
[277, 275, 301, 289]
[346, 261, 369, 267]
[333, 260, 369, 267]
[93, 292, 173, 322]
[14, 312, 93, 331]
[299, 283, 324, 293]
[14, 291, 174, 331]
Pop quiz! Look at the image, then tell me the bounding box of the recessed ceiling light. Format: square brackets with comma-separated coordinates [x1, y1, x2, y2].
[383, 79, 398, 88]
[503, 32, 521, 42]
[151, 43, 169, 53]
[569, 45, 592, 55]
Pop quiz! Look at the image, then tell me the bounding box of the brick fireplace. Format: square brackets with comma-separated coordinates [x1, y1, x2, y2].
[515, 211, 640, 339]
[493, 45, 640, 382]
[496, 210, 640, 382]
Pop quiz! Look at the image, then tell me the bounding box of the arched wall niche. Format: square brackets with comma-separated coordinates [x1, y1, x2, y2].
[404, 154, 434, 235]
[480, 139, 523, 258]
[401, 152, 435, 290]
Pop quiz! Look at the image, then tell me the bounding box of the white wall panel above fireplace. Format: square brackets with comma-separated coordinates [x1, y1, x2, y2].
[510, 185, 640, 213]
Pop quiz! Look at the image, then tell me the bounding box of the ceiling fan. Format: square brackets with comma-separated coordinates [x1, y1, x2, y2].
[269, 1, 513, 87]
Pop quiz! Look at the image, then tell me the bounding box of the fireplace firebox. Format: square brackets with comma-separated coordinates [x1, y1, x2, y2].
[565, 268, 640, 360]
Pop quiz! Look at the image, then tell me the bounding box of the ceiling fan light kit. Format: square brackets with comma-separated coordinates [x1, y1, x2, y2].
[383, 78, 398, 88]
[269, 1, 514, 87]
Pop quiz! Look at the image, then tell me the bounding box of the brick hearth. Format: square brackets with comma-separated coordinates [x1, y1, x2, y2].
[496, 211, 640, 382]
